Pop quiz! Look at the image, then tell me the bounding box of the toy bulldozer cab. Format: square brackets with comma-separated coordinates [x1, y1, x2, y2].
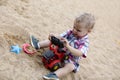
[42, 36, 69, 71]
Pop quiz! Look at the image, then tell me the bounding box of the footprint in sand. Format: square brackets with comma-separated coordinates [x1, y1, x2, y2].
[20, 0, 29, 3]
[0, 0, 8, 6]
[14, 0, 30, 18]
[3, 33, 27, 46]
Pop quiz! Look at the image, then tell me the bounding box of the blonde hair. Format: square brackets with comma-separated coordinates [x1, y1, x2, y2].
[75, 13, 95, 30]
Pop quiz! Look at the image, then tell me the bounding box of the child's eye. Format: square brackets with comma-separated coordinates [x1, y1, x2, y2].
[73, 26, 82, 32]
[77, 30, 81, 32]
[73, 26, 76, 28]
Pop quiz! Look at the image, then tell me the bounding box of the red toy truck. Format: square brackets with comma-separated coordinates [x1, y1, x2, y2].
[42, 36, 69, 71]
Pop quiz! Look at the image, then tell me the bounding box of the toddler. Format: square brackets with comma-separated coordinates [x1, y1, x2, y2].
[30, 13, 95, 80]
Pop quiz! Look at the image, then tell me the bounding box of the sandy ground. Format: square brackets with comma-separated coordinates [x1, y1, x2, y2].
[0, 0, 120, 80]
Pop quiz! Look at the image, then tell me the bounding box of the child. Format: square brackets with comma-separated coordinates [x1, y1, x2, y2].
[30, 13, 95, 80]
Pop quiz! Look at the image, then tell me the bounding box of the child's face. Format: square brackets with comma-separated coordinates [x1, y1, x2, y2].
[72, 21, 89, 38]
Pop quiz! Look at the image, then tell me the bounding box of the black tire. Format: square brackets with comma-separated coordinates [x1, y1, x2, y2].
[51, 62, 61, 71]
[64, 55, 69, 60]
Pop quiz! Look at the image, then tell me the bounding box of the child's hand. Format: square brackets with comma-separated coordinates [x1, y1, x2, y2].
[61, 38, 69, 47]
[48, 33, 54, 40]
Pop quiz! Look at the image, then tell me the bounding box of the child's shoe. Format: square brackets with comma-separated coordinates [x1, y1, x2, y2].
[30, 36, 40, 49]
[43, 73, 59, 80]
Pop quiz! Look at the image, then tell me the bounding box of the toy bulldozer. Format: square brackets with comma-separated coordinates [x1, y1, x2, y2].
[42, 36, 69, 71]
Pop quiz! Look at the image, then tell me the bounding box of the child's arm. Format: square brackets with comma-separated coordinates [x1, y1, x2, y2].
[66, 43, 83, 57]
[49, 35, 84, 57]
[49, 35, 85, 57]
[61, 38, 83, 57]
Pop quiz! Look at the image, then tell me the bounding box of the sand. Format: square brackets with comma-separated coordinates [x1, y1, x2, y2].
[0, 0, 120, 80]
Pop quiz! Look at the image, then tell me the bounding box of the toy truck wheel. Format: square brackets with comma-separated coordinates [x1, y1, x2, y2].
[51, 62, 61, 71]
[64, 55, 69, 60]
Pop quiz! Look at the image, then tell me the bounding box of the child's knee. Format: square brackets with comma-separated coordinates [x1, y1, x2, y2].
[65, 63, 75, 70]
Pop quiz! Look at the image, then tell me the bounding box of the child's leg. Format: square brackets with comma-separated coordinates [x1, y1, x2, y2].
[54, 63, 75, 78]
[30, 36, 50, 49]
[38, 40, 50, 48]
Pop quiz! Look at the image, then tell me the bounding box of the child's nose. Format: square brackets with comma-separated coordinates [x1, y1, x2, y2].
[73, 29, 77, 33]
[75, 29, 78, 34]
